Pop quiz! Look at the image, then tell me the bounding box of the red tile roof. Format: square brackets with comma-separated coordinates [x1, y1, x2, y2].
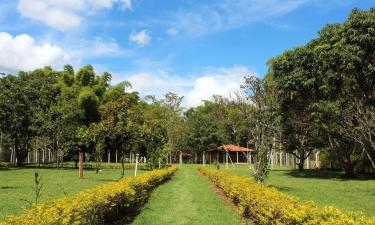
[209, 144, 253, 152]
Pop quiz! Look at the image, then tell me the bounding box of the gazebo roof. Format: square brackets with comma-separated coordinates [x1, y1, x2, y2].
[208, 144, 253, 152]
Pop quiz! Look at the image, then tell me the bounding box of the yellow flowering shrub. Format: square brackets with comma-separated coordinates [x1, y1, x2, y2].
[198, 167, 375, 225]
[1, 166, 177, 225]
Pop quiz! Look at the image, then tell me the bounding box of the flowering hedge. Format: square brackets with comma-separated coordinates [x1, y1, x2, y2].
[198, 167, 375, 225]
[1, 166, 177, 225]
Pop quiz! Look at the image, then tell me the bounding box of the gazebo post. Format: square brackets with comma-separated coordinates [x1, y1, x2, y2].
[236, 152, 239, 164]
[226, 152, 228, 169]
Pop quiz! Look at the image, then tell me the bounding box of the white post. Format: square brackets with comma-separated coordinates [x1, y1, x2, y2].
[236, 152, 239, 164]
[134, 154, 139, 176]
[315, 151, 320, 168]
[202, 152, 206, 166]
[27, 152, 30, 163]
[115, 150, 118, 164]
[179, 151, 182, 167]
[49, 149, 51, 163]
[108, 152, 110, 164]
[144, 157, 146, 163]
[158, 158, 161, 169]
[279, 152, 282, 167]
[306, 156, 310, 169]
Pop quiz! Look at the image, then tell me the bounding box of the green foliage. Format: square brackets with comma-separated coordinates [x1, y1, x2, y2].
[269, 7, 375, 174]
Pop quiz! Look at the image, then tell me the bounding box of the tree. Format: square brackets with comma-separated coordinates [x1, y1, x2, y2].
[269, 7, 375, 175]
[240, 75, 279, 182]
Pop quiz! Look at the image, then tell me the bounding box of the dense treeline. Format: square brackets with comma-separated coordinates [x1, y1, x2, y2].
[0, 64, 185, 171]
[0, 8, 374, 180]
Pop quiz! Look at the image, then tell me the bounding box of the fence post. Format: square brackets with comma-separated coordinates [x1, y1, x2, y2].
[134, 154, 139, 176]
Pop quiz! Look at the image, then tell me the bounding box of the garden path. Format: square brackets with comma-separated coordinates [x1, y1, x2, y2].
[130, 165, 240, 225]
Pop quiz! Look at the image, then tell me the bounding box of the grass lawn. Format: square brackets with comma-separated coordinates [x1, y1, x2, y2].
[209, 164, 375, 216]
[0, 166, 144, 221]
[131, 165, 241, 225]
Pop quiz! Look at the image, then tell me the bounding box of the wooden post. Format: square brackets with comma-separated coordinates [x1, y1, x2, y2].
[134, 154, 139, 176]
[226, 152, 229, 169]
[236, 152, 239, 164]
[79, 152, 84, 179]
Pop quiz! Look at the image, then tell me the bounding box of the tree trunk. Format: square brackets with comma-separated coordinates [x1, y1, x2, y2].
[297, 157, 305, 172]
[297, 163, 304, 172]
[79, 151, 84, 179]
[121, 155, 125, 178]
[343, 164, 355, 177]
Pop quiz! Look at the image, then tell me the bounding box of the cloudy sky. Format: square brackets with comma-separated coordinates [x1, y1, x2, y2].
[0, 0, 373, 107]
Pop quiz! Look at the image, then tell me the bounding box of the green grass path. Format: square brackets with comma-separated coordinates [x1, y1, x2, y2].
[131, 165, 241, 225]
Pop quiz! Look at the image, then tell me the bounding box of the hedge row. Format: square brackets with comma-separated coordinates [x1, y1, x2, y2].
[1, 166, 177, 225]
[198, 167, 375, 225]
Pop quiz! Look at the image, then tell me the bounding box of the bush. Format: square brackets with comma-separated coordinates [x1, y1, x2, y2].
[1, 166, 177, 225]
[198, 167, 375, 225]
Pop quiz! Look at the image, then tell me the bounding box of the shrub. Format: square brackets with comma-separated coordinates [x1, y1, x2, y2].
[1, 166, 177, 225]
[198, 167, 375, 225]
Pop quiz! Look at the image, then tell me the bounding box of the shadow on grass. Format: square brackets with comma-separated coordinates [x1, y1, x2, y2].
[97, 179, 120, 182]
[0, 186, 20, 189]
[268, 184, 294, 192]
[283, 169, 375, 181]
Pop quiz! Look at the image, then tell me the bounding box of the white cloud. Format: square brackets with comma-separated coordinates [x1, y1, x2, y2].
[17, 0, 132, 31]
[66, 37, 129, 59]
[0, 32, 66, 72]
[166, 27, 179, 36]
[120, 0, 132, 10]
[129, 29, 151, 46]
[170, 0, 308, 37]
[184, 65, 253, 107]
[116, 65, 254, 108]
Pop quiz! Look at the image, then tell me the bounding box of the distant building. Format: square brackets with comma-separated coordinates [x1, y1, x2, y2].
[207, 144, 254, 164]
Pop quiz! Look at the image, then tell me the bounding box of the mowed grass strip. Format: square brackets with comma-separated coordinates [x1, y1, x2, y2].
[131, 165, 241, 225]
[211, 164, 375, 216]
[0, 166, 143, 220]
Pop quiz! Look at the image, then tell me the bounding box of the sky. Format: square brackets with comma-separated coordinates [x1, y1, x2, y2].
[0, 0, 373, 107]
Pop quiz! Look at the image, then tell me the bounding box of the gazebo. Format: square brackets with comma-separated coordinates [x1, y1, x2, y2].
[207, 144, 254, 164]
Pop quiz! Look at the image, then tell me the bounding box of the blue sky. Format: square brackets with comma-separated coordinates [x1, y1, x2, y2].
[0, 0, 373, 107]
